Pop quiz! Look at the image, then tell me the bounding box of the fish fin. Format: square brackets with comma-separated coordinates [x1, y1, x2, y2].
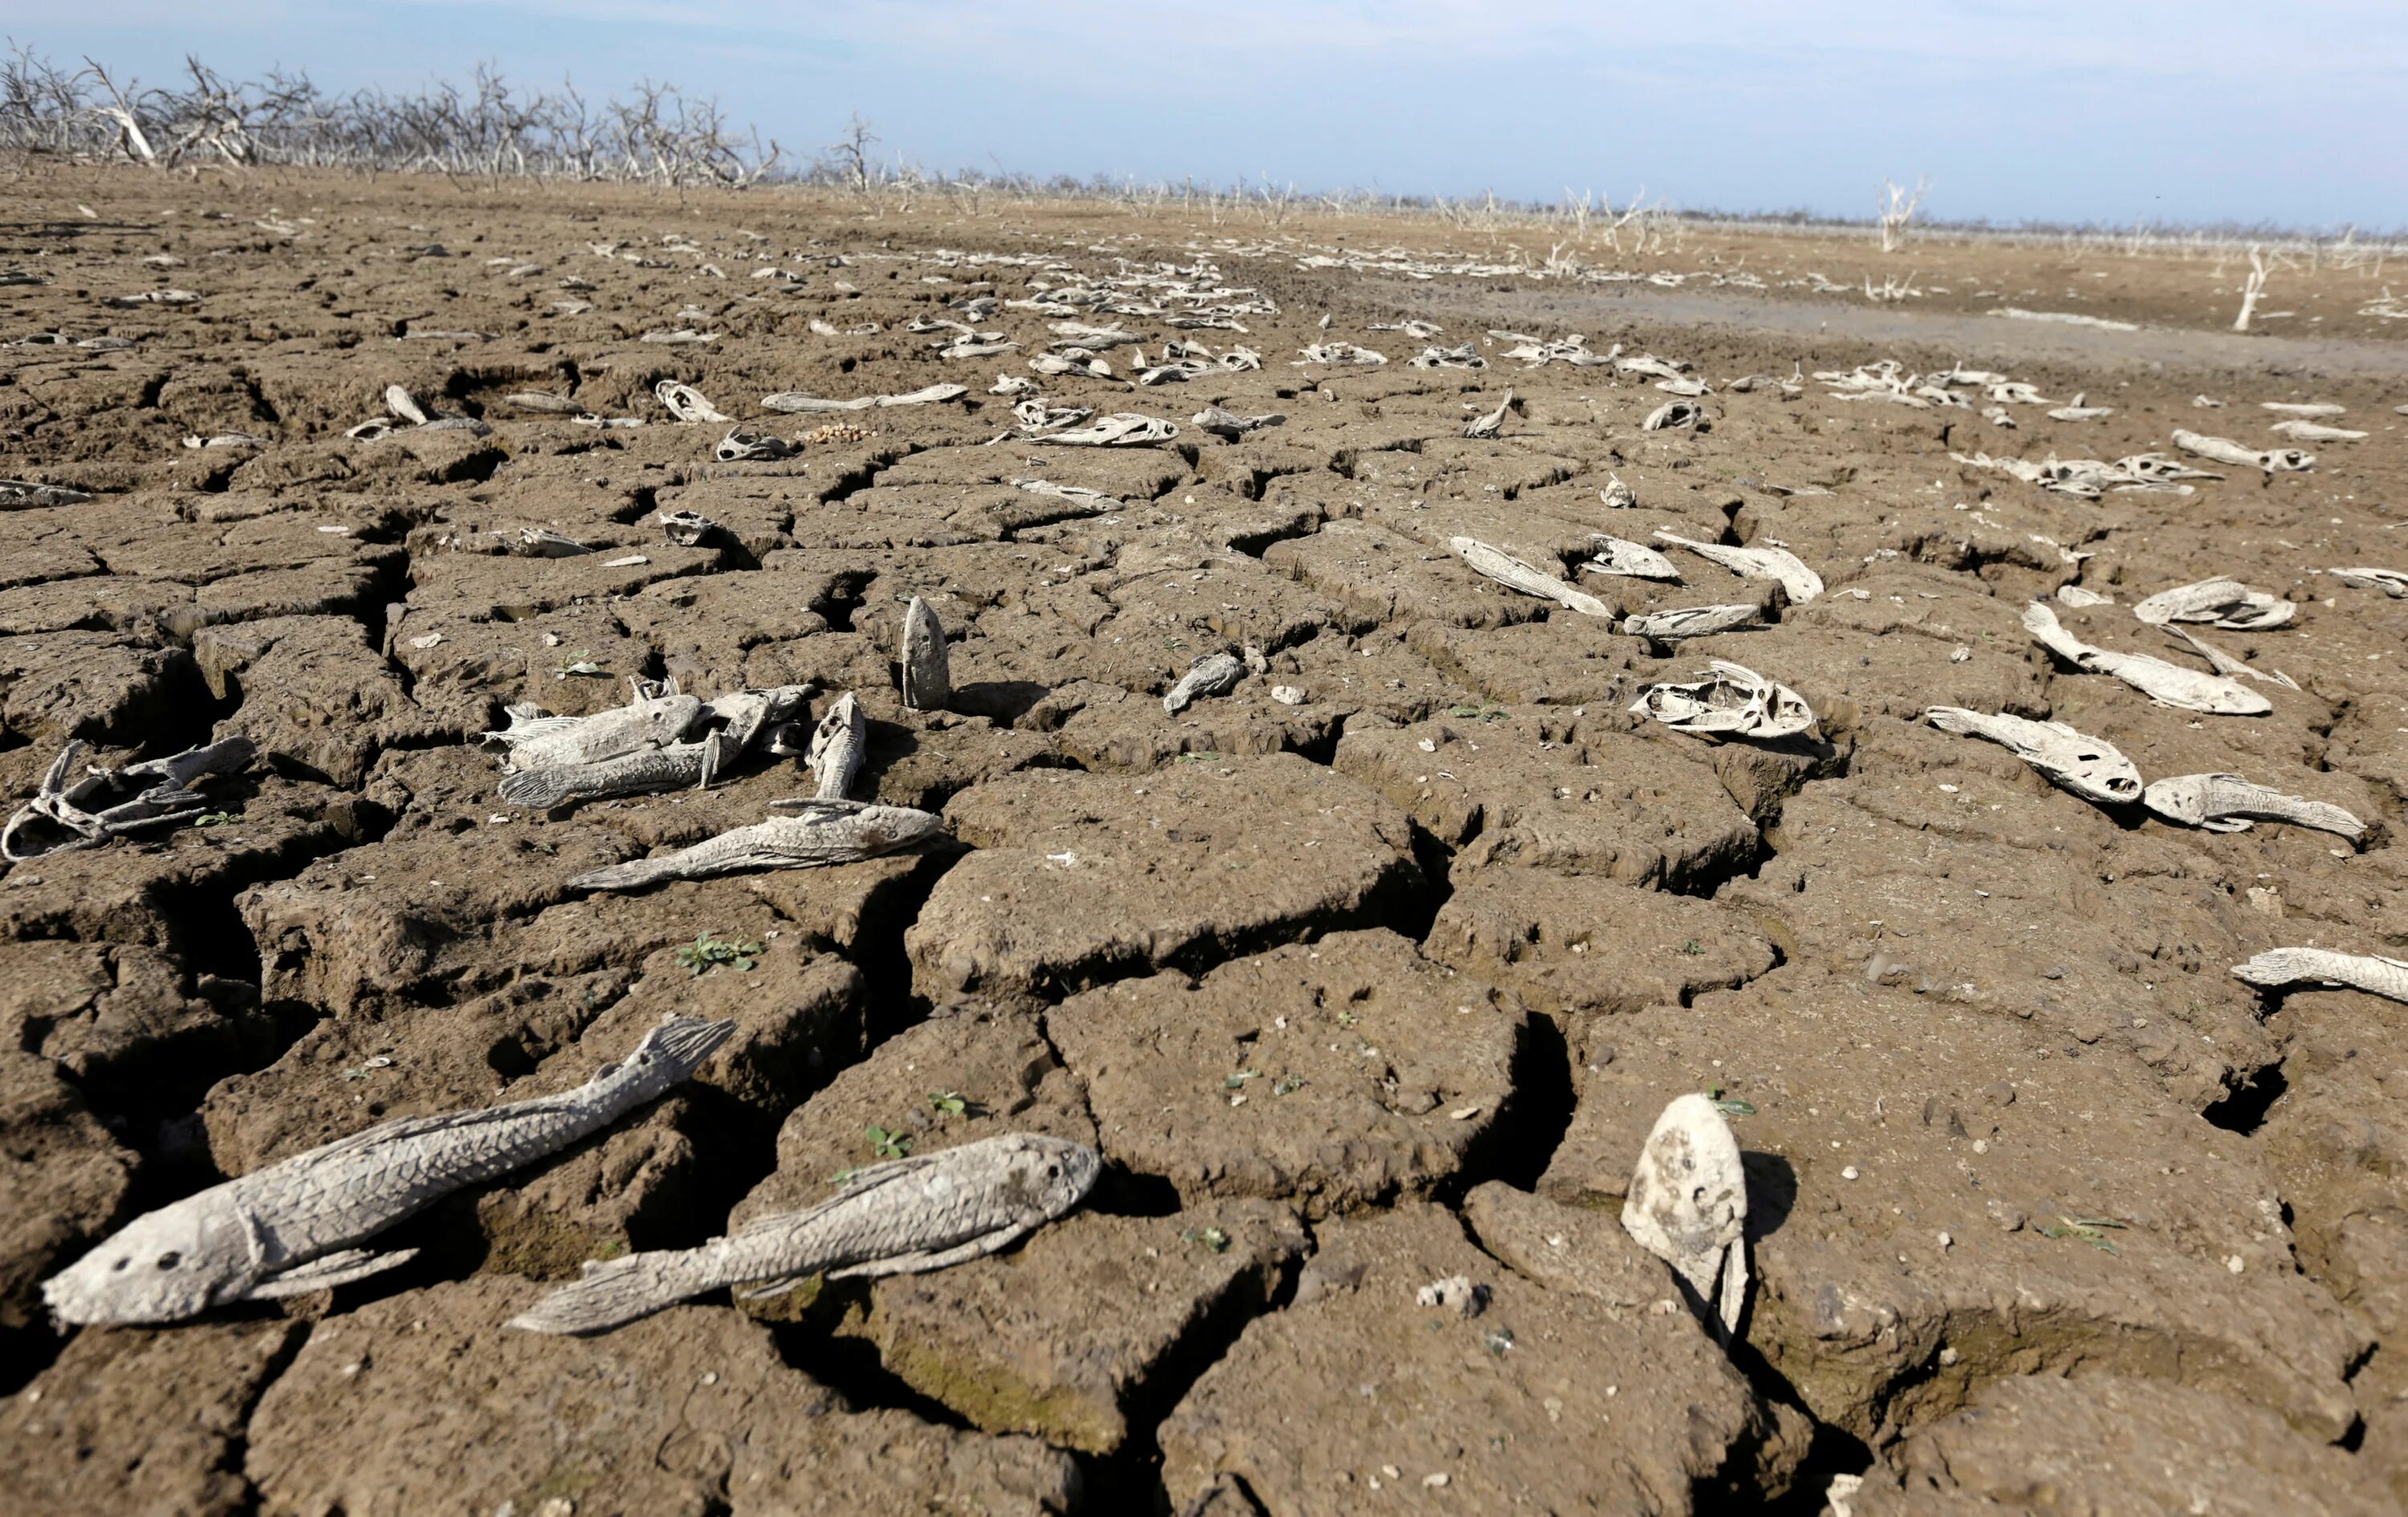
[733, 1273, 815, 1301]
[826, 1225, 1028, 1282]
[623, 1015, 738, 1082]
[246, 1247, 420, 1299]
[498, 767, 576, 808]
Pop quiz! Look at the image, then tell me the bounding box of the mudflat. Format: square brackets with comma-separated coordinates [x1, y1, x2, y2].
[3, 167, 2407, 1515]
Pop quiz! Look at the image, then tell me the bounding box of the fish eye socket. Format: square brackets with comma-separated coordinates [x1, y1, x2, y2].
[112, 1257, 131, 1272]
[1044, 1164, 1060, 1180]
[156, 1251, 182, 1270]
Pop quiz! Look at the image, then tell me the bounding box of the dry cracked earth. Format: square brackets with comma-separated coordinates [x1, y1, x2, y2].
[2, 170, 2407, 1517]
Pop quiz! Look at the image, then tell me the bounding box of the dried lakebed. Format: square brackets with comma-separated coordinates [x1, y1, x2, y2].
[2, 171, 2407, 1515]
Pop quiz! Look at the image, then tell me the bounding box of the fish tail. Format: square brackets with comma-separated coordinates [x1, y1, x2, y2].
[506, 1252, 705, 1335]
[568, 856, 661, 893]
[498, 767, 576, 808]
[627, 1016, 737, 1085]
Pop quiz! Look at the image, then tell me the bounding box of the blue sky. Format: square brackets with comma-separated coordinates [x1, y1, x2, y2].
[14, 2, 2406, 229]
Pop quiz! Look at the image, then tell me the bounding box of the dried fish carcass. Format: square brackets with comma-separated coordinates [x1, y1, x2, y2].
[1621, 1094, 1749, 1340]
[1922, 707, 2142, 806]
[1631, 661, 1813, 741]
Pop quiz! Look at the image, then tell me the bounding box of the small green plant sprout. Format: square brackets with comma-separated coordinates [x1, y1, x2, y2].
[2039, 1215, 2127, 1255]
[1336, 1010, 1361, 1029]
[1174, 750, 1223, 765]
[1271, 1074, 1308, 1096]
[1680, 939, 1704, 955]
[1181, 1226, 1230, 1253]
[1224, 1068, 1263, 1091]
[928, 1090, 968, 1117]
[674, 931, 762, 977]
[553, 649, 606, 678]
[1446, 703, 1509, 722]
[866, 1125, 911, 1160]
[193, 810, 242, 828]
[1484, 1326, 1516, 1356]
[1704, 1084, 1755, 1116]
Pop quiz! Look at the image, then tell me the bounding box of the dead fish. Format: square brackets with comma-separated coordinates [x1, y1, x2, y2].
[1653, 531, 1823, 604]
[569, 800, 944, 892]
[1621, 604, 1759, 640]
[3, 737, 254, 862]
[1923, 706, 2142, 806]
[1164, 651, 1247, 714]
[0, 478, 93, 506]
[1011, 478, 1121, 511]
[1597, 475, 1637, 509]
[1294, 342, 1387, 366]
[2269, 419, 2365, 442]
[657, 510, 719, 547]
[484, 689, 703, 771]
[1029, 413, 1179, 447]
[1621, 1093, 1748, 1340]
[1463, 388, 1514, 440]
[498, 738, 720, 809]
[384, 384, 429, 425]
[2023, 601, 2271, 714]
[1580, 535, 1681, 581]
[2046, 392, 2114, 421]
[2262, 401, 2345, 417]
[1410, 343, 1487, 370]
[2132, 578, 2293, 629]
[1191, 405, 1286, 439]
[715, 429, 795, 462]
[1631, 660, 1813, 740]
[506, 391, 583, 414]
[1642, 400, 1702, 431]
[655, 379, 732, 423]
[515, 527, 593, 558]
[2171, 429, 2314, 473]
[900, 596, 951, 712]
[2164, 625, 2296, 690]
[2056, 585, 2116, 608]
[759, 383, 966, 413]
[807, 692, 867, 800]
[506, 1133, 1100, 1334]
[2142, 774, 2362, 839]
[2231, 947, 2408, 1006]
[41, 1017, 735, 1324]
[1449, 536, 1613, 619]
[2327, 567, 2408, 598]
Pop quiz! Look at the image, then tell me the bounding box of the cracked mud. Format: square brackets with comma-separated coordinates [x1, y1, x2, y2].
[4, 173, 2408, 1516]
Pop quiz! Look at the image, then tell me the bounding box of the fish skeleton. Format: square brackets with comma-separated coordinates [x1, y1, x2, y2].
[1653, 531, 1823, 604]
[2142, 774, 2362, 839]
[568, 799, 944, 892]
[508, 1133, 1100, 1334]
[2022, 602, 2271, 715]
[43, 1018, 735, 1325]
[1449, 536, 1614, 619]
[1924, 706, 2142, 806]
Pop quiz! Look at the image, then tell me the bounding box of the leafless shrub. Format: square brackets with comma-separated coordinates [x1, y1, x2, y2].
[0, 43, 779, 186]
[1878, 175, 1928, 252]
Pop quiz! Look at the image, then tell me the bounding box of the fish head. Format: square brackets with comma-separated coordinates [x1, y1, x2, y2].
[997, 1135, 1102, 1225]
[43, 1198, 252, 1326]
[858, 805, 947, 852]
